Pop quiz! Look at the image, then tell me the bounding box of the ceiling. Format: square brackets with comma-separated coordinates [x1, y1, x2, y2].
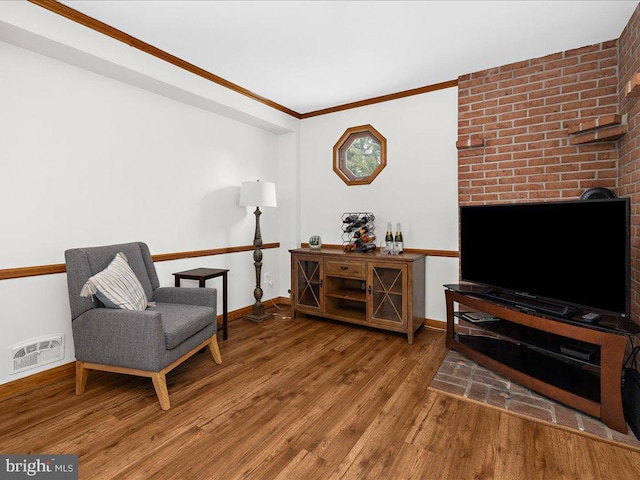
[57, 1, 639, 115]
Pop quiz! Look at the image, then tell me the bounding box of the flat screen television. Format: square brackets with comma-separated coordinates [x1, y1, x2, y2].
[459, 198, 630, 318]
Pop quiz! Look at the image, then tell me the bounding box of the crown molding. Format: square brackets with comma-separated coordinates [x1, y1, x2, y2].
[300, 79, 459, 118]
[28, 0, 302, 118]
[28, 0, 457, 119]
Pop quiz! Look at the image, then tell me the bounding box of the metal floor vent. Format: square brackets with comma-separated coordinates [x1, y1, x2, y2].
[9, 334, 64, 374]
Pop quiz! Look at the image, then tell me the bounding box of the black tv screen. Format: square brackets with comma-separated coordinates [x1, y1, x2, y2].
[459, 198, 630, 318]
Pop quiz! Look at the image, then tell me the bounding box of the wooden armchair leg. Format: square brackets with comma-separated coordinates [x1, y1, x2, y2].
[209, 335, 222, 364]
[75, 361, 89, 395]
[152, 372, 171, 410]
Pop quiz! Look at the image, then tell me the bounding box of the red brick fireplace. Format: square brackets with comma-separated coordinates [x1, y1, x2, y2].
[457, 3, 640, 323]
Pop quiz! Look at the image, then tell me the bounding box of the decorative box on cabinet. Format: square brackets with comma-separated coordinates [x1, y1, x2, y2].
[290, 248, 425, 344]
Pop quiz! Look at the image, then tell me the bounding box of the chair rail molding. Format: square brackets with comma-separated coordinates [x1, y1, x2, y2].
[0, 243, 280, 281]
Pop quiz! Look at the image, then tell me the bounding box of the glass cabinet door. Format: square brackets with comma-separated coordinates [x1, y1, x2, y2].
[368, 263, 407, 326]
[294, 256, 323, 311]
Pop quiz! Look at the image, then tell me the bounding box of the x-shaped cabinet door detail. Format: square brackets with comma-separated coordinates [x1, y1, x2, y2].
[369, 264, 406, 325]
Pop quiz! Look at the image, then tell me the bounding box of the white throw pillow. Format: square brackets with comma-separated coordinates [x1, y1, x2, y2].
[80, 252, 148, 310]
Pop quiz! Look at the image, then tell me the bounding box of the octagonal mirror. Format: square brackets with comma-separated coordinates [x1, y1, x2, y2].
[333, 124, 387, 185]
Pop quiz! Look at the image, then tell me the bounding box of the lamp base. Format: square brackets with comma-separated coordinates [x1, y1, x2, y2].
[242, 312, 275, 323]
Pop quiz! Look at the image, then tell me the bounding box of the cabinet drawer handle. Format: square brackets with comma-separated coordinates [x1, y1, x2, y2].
[340, 266, 349, 270]
[368, 285, 372, 294]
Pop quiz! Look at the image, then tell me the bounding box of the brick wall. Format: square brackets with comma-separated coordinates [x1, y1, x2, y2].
[457, 4, 640, 324]
[618, 4, 640, 321]
[457, 41, 619, 205]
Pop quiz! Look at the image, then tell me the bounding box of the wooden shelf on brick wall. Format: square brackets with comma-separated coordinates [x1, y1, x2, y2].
[625, 72, 640, 97]
[456, 135, 485, 150]
[567, 114, 627, 145]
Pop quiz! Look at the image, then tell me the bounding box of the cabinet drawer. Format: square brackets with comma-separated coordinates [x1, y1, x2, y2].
[325, 259, 366, 279]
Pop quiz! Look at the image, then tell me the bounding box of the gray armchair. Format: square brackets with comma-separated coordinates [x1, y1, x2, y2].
[64, 242, 221, 410]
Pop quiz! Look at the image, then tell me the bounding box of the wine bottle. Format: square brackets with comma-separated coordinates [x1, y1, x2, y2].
[394, 223, 404, 254]
[356, 243, 376, 253]
[354, 233, 376, 248]
[345, 218, 365, 232]
[385, 222, 393, 249]
[361, 233, 376, 244]
[352, 225, 370, 238]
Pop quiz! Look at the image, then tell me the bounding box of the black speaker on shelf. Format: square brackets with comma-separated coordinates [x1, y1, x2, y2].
[580, 187, 617, 200]
[623, 368, 640, 439]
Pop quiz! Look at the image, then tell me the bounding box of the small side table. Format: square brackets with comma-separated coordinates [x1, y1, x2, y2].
[172, 268, 229, 340]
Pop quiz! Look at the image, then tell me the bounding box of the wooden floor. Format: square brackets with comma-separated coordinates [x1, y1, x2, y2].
[1, 310, 639, 479]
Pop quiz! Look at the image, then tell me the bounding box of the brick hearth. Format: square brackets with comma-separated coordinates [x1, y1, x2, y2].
[431, 350, 640, 449]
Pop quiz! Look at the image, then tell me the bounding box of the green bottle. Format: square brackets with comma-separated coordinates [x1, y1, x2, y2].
[394, 223, 404, 253]
[385, 222, 393, 249]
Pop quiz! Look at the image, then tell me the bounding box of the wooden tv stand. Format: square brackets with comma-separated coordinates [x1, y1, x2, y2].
[445, 284, 634, 433]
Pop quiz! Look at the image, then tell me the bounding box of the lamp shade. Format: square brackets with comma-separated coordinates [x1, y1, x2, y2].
[239, 181, 277, 208]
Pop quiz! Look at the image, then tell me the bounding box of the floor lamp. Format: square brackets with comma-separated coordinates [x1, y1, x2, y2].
[239, 180, 277, 322]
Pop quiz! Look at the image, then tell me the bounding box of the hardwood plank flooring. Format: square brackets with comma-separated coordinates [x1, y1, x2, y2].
[1, 310, 639, 479]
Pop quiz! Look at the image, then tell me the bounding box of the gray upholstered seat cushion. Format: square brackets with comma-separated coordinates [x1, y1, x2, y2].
[149, 303, 215, 350]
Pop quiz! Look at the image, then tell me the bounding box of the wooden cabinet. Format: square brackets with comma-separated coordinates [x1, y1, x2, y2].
[290, 248, 425, 343]
[368, 261, 407, 329]
[445, 284, 636, 433]
[293, 255, 323, 313]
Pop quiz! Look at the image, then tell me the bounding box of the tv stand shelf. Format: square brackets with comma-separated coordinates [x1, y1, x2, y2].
[479, 289, 577, 317]
[453, 312, 602, 368]
[445, 285, 629, 433]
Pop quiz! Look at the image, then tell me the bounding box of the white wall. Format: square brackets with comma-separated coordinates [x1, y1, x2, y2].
[0, 2, 298, 134]
[276, 132, 300, 298]
[0, 39, 284, 384]
[0, 3, 462, 386]
[298, 89, 460, 322]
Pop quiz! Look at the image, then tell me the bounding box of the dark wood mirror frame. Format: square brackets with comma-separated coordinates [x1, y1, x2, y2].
[333, 124, 387, 186]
